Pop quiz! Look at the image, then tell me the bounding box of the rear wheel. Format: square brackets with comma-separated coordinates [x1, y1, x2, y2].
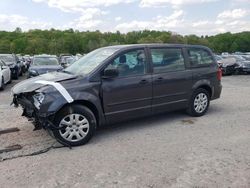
[187, 88, 210, 117]
[52, 105, 96, 146]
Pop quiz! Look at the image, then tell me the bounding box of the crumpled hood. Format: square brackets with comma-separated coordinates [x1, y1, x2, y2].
[29, 65, 63, 74]
[12, 72, 77, 94]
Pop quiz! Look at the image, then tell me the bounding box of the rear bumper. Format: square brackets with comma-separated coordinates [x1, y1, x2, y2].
[211, 84, 222, 100]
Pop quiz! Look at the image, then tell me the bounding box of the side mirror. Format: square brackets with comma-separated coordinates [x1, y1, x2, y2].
[102, 68, 119, 79]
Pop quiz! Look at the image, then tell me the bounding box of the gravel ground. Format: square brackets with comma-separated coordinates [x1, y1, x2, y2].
[0, 75, 249, 188]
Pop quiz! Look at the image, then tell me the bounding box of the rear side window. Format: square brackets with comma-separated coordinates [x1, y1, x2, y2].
[150, 48, 185, 74]
[187, 48, 214, 66]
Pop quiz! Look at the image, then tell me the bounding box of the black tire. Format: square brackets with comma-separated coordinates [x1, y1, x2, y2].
[8, 74, 12, 84]
[0, 77, 5, 90]
[13, 71, 19, 80]
[186, 88, 210, 117]
[52, 105, 96, 146]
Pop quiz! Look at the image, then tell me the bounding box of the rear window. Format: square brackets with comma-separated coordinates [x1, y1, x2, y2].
[33, 57, 59, 66]
[0, 55, 15, 65]
[187, 48, 214, 66]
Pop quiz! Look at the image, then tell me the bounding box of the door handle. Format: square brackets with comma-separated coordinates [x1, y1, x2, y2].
[155, 77, 164, 82]
[139, 79, 148, 85]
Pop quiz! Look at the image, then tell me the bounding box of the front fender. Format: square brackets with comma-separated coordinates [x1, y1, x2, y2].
[43, 91, 105, 126]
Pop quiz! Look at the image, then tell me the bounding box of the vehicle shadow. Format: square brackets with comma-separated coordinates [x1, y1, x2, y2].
[93, 110, 190, 142]
[92, 103, 224, 144]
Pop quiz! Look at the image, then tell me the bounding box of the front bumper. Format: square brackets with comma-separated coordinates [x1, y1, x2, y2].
[12, 94, 55, 130]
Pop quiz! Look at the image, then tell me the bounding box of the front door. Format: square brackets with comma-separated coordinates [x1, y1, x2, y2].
[102, 49, 152, 124]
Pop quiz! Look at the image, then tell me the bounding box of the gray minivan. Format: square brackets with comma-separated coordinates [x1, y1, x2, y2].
[12, 44, 222, 146]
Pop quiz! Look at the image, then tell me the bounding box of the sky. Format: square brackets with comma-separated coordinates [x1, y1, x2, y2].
[0, 0, 249, 36]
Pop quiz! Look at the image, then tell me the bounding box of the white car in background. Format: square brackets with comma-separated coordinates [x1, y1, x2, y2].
[0, 60, 11, 90]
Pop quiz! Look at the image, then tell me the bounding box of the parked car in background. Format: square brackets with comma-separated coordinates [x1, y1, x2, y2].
[17, 55, 27, 73]
[0, 54, 22, 79]
[214, 55, 223, 67]
[23, 55, 32, 70]
[62, 56, 77, 68]
[224, 55, 250, 75]
[12, 44, 222, 146]
[27, 55, 63, 78]
[0, 60, 11, 90]
[59, 55, 73, 68]
[220, 57, 237, 75]
[75, 53, 83, 60]
[235, 60, 250, 74]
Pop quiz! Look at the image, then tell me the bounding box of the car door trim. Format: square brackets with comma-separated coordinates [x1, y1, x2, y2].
[105, 105, 152, 116]
[107, 97, 152, 107]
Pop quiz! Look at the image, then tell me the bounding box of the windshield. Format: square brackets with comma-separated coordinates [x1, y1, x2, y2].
[0, 55, 15, 64]
[65, 47, 119, 75]
[33, 57, 59, 66]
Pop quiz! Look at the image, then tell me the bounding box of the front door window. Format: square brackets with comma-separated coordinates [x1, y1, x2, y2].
[106, 49, 146, 77]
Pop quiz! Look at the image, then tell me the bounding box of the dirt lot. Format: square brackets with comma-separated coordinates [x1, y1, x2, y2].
[0, 75, 249, 188]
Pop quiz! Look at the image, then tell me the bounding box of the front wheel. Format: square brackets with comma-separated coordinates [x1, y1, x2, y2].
[187, 88, 210, 117]
[52, 105, 96, 146]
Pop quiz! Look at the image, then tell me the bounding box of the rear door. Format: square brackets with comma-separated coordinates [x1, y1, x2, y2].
[101, 48, 153, 123]
[149, 47, 193, 114]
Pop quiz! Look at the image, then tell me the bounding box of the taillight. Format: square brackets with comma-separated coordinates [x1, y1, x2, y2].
[217, 68, 222, 81]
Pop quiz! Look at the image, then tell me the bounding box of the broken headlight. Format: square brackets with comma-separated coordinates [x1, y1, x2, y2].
[33, 92, 45, 109]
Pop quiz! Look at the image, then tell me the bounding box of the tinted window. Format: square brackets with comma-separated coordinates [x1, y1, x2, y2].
[106, 49, 146, 77]
[151, 48, 185, 73]
[33, 57, 59, 66]
[188, 48, 213, 66]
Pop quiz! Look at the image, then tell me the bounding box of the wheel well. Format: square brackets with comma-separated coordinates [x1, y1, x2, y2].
[197, 85, 212, 98]
[52, 100, 99, 126]
[75, 100, 99, 126]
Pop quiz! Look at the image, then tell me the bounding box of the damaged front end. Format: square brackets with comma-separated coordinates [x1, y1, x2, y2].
[11, 72, 77, 131]
[12, 91, 55, 130]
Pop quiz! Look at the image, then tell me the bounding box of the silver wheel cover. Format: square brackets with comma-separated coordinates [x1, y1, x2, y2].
[194, 93, 208, 113]
[59, 114, 89, 142]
